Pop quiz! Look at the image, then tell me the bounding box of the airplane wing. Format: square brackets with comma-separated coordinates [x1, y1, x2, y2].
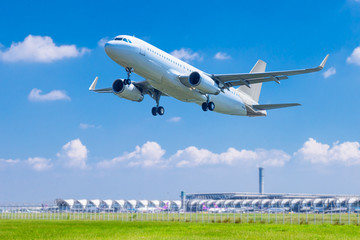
[211, 55, 329, 88]
[133, 80, 168, 97]
[89, 77, 167, 97]
[132, 80, 163, 96]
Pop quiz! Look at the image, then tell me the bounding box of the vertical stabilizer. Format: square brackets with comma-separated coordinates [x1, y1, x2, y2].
[238, 60, 267, 103]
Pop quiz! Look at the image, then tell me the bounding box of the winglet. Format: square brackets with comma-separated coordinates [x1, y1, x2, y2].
[89, 76, 98, 91]
[320, 54, 329, 69]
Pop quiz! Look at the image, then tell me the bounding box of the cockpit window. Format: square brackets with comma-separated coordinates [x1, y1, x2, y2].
[114, 37, 132, 43]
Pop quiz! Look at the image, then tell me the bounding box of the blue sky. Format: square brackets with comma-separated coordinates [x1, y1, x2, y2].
[1, 0, 360, 203]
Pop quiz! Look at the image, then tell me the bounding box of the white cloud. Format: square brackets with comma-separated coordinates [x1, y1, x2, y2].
[0, 158, 20, 168]
[0, 158, 19, 164]
[57, 139, 88, 169]
[80, 123, 101, 129]
[167, 117, 182, 123]
[0, 35, 90, 63]
[98, 37, 110, 47]
[98, 142, 289, 169]
[170, 48, 203, 62]
[323, 67, 336, 78]
[4, 138, 360, 172]
[171, 147, 290, 168]
[347, 47, 360, 66]
[98, 141, 167, 168]
[257, 149, 291, 167]
[295, 138, 360, 165]
[28, 88, 71, 102]
[27, 157, 52, 171]
[214, 52, 231, 60]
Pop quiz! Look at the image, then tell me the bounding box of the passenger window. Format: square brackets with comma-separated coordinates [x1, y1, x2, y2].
[115, 37, 123, 41]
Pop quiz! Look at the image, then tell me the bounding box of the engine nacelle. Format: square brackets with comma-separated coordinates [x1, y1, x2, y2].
[188, 72, 220, 95]
[112, 79, 144, 102]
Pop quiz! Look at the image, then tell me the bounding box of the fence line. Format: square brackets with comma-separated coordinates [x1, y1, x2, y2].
[0, 204, 359, 225]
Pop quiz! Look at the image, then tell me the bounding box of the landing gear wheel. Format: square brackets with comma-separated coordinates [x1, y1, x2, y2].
[202, 102, 208, 111]
[208, 102, 215, 111]
[151, 90, 165, 116]
[124, 79, 131, 85]
[125, 67, 133, 85]
[157, 106, 165, 115]
[152, 107, 158, 116]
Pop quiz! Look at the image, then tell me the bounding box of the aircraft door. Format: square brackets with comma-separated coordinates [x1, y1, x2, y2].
[139, 45, 146, 56]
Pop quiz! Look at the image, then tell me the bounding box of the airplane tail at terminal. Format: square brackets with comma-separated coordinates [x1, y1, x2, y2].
[238, 60, 267, 103]
[202, 204, 209, 210]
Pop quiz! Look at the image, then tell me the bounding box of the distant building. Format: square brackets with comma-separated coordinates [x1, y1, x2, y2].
[185, 192, 360, 212]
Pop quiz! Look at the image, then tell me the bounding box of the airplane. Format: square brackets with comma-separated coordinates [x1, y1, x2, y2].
[90, 35, 329, 117]
[208, 203, 226, 213]
[267, 207, 286, 213]
[157, 202, 169, 211]
[136, 202, 169, 213]
[202, 204, 209, 211]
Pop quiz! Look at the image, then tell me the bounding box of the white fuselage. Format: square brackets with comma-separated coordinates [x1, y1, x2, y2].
[104, 35, 256, 116]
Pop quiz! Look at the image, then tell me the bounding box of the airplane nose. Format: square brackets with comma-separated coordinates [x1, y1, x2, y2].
[104, 40, 131, 60]
[104, 42, 113, 54]
[104, 41, 119, 58]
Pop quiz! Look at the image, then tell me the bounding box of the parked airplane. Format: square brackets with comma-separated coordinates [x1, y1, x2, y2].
[136, 202, 169, 213]
[90, 35, 328, 116]
[202, 204, 209, 211]
[157, 202, 169, 211]
[208, 203, 226, 213]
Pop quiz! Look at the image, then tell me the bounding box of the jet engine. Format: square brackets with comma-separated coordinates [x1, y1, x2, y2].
[112, 79, 144, 102]
[188, 72, 220, 95]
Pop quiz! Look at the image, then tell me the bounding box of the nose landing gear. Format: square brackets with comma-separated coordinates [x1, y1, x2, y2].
[124, 67, 133, 85]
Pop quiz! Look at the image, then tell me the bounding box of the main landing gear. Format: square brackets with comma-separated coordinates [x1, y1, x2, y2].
[124, 67, 133, 85]
[152, 106, 165, 116]
[152, 90, 165, 116]
[202, 95, 215, 111]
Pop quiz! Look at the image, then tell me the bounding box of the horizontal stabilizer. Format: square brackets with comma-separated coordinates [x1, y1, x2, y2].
[253, 103, 301, 110]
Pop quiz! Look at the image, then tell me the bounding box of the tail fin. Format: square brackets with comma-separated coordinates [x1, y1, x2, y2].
[237, 60, 267, 103]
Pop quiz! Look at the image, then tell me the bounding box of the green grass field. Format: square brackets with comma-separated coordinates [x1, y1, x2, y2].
[0, 220, 360, 240]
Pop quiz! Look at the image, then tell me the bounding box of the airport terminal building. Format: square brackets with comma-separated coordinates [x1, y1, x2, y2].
[55, 199, 182, 212]
[184, 192, 360, 213]
[53, 169, 360, 214]
[53, 192, 360, 214]
[184, 169, 359, 213]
